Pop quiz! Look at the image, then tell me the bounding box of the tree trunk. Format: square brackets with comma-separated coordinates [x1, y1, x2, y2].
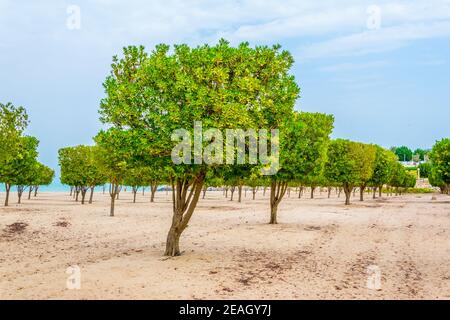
[269, 181, 288, 224]
[238, 185, 243, 203]
[252, 187, 257, 200]
[28, 186, 33, 200]
[328, 187, 332, 198]
[298, 186, 303, 198]
[17, 186, 24, 204]
[343, 184, 352, 205]
[360, 185, 366, 201]
[70, 186, 73, 197]
[109, 182, 119, 217]
[310, 186, 315, 199]
[230, 186, 236, 201]
[142, 187, 145, 196]
[379, 186, 382, 197]
[225, 187, 229, 198]
[75, 187, 80, 202]
[164, 173, 205, 256]
[270, 203, 278, 224]
[132, 186, 138, 203]
[373, 187, 377, 199]
[89, 187, 94, 204]
[4, 183, 11, 206]
[202, 186, 207, 199]
[34, 186, 39, 197]
[110, 194, 115, 216]
[81, 188, 87, 205]
[263, 187, 267, 197]
[150, 183, 157, 202]
[115, 185, 122, 200]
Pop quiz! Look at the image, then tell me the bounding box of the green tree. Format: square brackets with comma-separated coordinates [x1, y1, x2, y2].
[245, 174, 264, 200]
[0, 136, 39, 206]
[58, 145, 107, 205]
[369, 146, 398, 198]
[202, 170, 224, 199]
[429, 138, 450, 188]
[99, 40, 299, 255]
[269, 112, 333, 223]
[418, 162, 431, 179]
[124, 166, 152, 203]
[389, 162, 407, 195]
[29, 163, 54, 199]
[429, 166, 448, 194]
[0, 102, 29, 164]
[413, 148, 429, 162]
[392, 145, 413, 162]
[94, 129, 137, 215]
[325, 140, 376, 205]
[403, 171, 417, 190]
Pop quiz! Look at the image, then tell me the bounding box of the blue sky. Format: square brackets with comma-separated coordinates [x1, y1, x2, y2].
[1, 0, 450, 172]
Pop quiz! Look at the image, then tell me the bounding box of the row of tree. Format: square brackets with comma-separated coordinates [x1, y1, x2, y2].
[428, 139, 450, 194]
[5, 41, 445, 257]
[0, 102, 54, 206]
[390, 145, 430, 162]
[56, 40, 428, 256]
[58, 144, 161, 206]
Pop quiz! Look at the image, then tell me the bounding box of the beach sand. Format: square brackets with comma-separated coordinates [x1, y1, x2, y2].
[0, 189, 449, 300]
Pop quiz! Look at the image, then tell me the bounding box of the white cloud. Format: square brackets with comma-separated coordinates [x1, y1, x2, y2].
[300, 20, 450, 59]
[1, 0, 450, 58]
[319, 60, 390, 72]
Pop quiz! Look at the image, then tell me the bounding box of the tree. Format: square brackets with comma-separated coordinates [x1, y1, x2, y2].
[202, 170, 223, 199]
[418, 162, 431, 179]
[269, 112, 333, 223]
[245, 175, 263, 200]
[123, 166, 152, 203]
[0, 136, 39, 206]
[389, 162, 407, 195]
[413, 148, 429, 162]
[303, 174, 326, 199]
[369, 146, 398, 198]
[354, 144, 376, 202]
[29, 163, 54, 199]
[403, 171, 417, 190]
[94, 129, 137, 215]
[0, 102, 29, 164]
[392, 146, 413, 162]
[429, 166, 448, 194]
[325, 140, 376, 205]
[429, 138, 450, 189]
[99, 40, 299, 255]
[58, 145, 107, 205]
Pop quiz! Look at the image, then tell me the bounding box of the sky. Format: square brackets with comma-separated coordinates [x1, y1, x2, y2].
[1, 0, 450, 173]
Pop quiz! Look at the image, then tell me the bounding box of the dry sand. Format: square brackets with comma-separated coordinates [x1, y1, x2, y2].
[0, 189, 449, 300]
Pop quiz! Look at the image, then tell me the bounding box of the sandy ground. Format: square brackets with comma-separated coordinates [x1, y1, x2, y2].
[0, 189, 449, 300]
